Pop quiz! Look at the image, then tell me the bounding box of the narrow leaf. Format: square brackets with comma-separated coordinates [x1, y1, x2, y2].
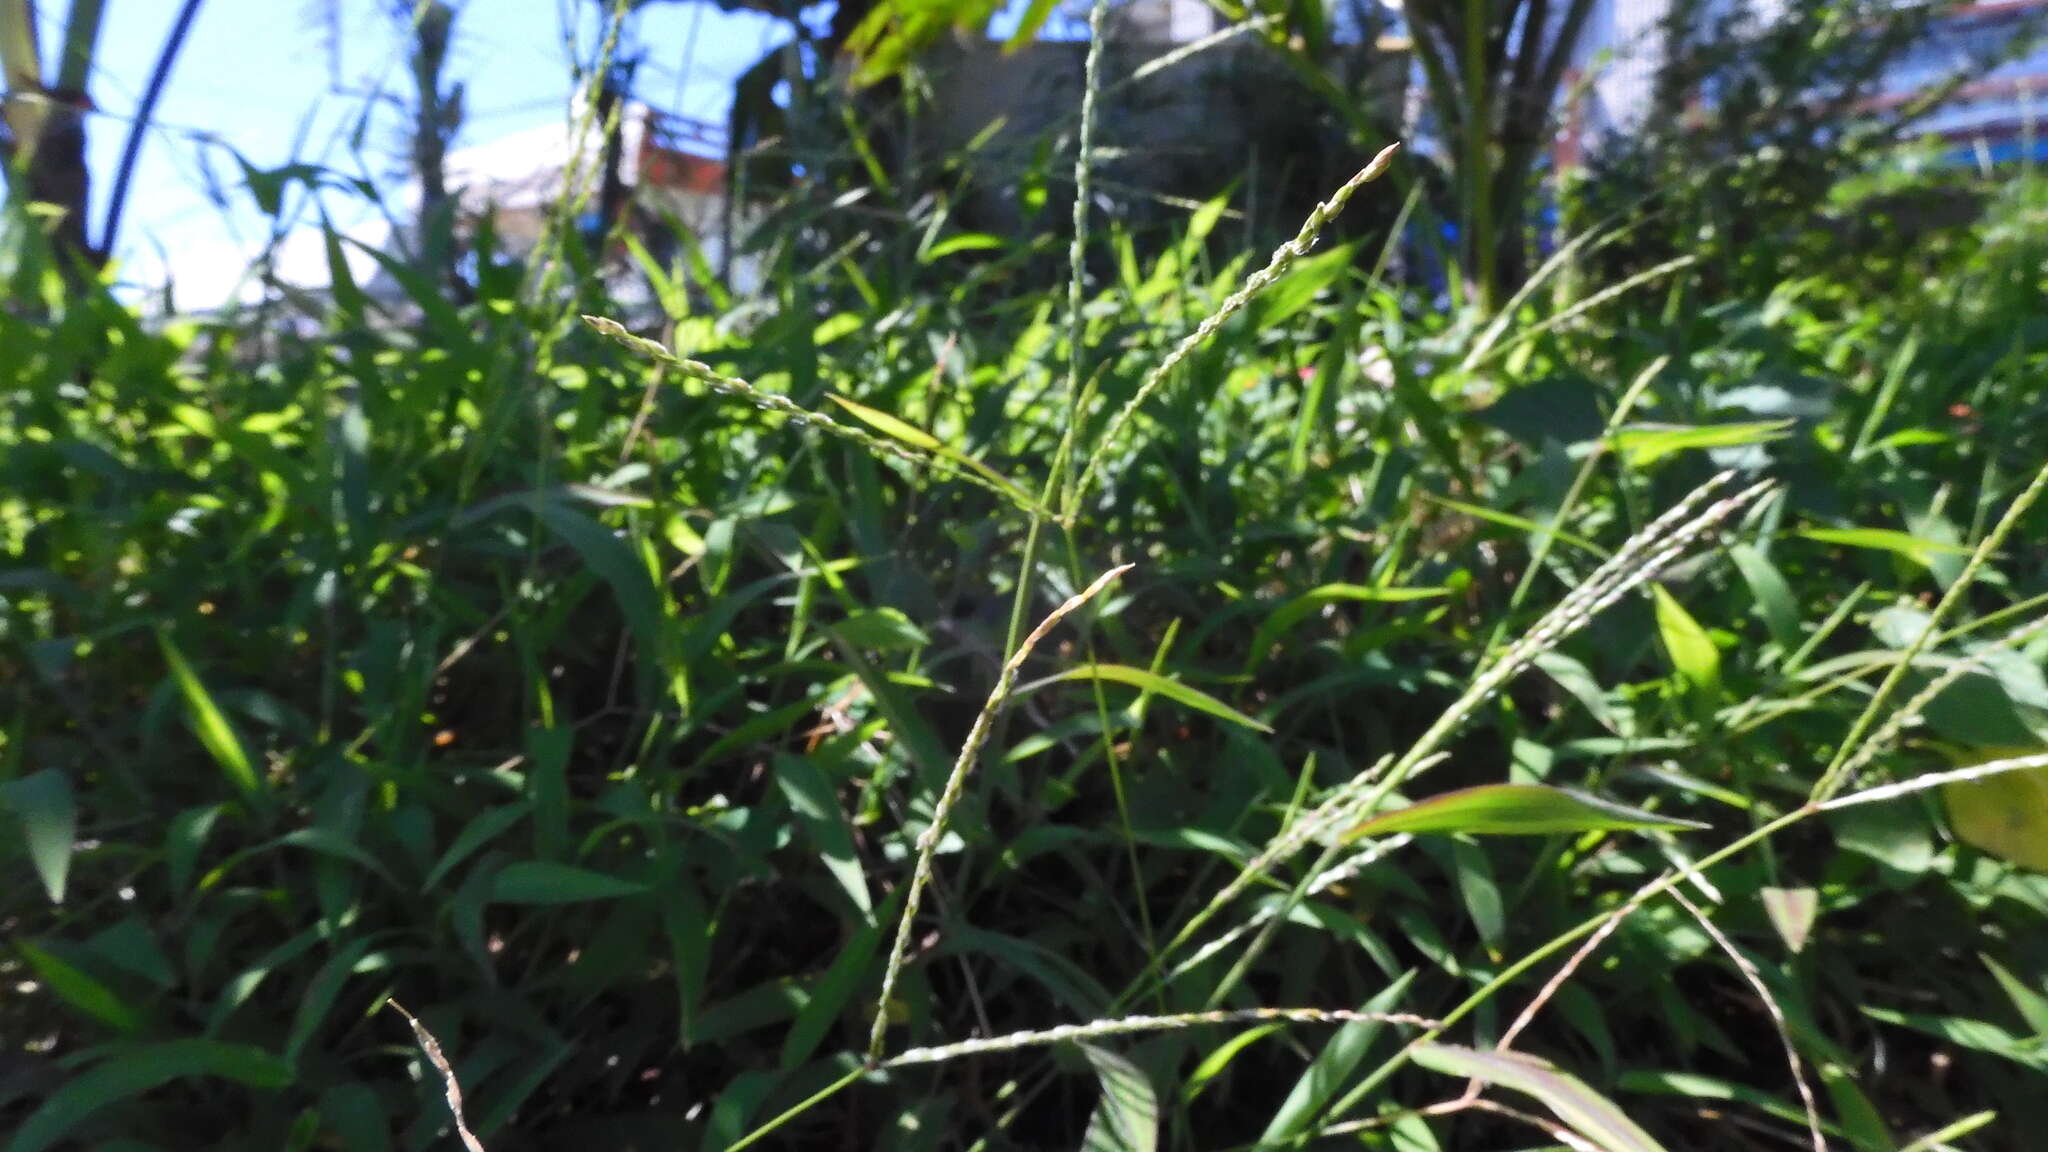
[1798, 527, 1972, 571]
[489, 861, 649, 904]
[1652, 585, 1721, 697]
[828, 394, 1032, 502]
[1034, 663, 1271, 733]
[1729, 543, 1801, 649]
[1411, 1043, 1672, 1152]
[1611, 420, 1791, 467]
[1760, 887, 1819, 955]
[8, 1040, 292, 1152]
[774, 755, 874, 919]
[1246, 584, 1451, 670]
[1, 771, 75, 903]
[1342, 784, 1706, 842]
[1080, 1044, 1158, 1152]
[1258, 971, 1417, 1142]
[17, 942, 143, 1033]
[1982, 955, 2048, 1038]
[158, 632, 262, 800]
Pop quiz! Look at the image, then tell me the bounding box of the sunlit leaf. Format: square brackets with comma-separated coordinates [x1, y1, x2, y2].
[1652, 585, 1722, 697]
[1798, 527, 1972, 571]
[1033, 663, 1271, 733]
[1080, 1044, 1158, 1152]
[16, 942, 143, 1033]
[1611, 420, 1791, 467]
[1942, 745, 2048, 872]
[831, 607, 932, 652]
[922, 232, 1006, 261]
[1862, 1007, 2048, 1071]
[1411, 1043, 1673, 1152]
[8, 1040, 292, 1152]
[0, 771, 75, 903]
[1760, 887, 1819, 954]
[1246, 584, 1452, 670]
[158, 631, 262, 801]
[1728, 543, 1800, 649]
[828, 394, 1033, 503]
[1982, 955, 2048, 1038]
[774, 755, 874, 919]
[1342, 784, 1705, 842]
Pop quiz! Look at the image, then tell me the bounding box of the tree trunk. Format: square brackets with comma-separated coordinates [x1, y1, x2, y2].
[17, 96, 95, 269]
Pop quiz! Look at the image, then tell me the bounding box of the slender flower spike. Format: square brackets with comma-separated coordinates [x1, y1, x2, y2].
[582, 315, 1051, 517]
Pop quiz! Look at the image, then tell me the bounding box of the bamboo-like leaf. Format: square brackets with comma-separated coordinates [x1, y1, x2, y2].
[1611, 420, 1792, 467]
[774, 754, 874, 919]
[1245, 584, 1452, 670]
[1079, 1044, 1158, 1152]
[489, 861, 649, 904]
[1652, 586, 1721, 697]
[16, 942, 143, 1033]
[1342, 784, 1705, 842]
[1729, 543, 1801, 649]
[158, 631, 262, 800]
[1760, 887, 1820, 954]
[1032, 663, 1271, 733]
[1411, 1043, 1673, 1152]
[1421, 492, 1607, 555]
[1982, 955, 2048, 1038]
[828, 394, 1032, 503]
[1258, 972, 1417, 1142]
[7, 1040, 292, 1152]
[0, 770, 75, 903]
[1798, 527, 1972, 571]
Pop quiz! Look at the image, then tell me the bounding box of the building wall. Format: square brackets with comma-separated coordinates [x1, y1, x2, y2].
[1558, 0, 2047, 164]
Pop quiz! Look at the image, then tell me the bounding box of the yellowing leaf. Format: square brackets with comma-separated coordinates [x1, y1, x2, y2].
[1943, 745, 2048, 872]
[1761, 887, 1819, 954]
[1652, 585, 1721, 697]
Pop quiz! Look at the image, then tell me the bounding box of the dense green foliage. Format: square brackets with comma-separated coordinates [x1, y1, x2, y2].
[6, 73, 2048, 1152]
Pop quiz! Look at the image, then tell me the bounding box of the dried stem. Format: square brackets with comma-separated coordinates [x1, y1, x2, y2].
[1669, 889, 1826, 1152]
[388, 1000, 486, 1152]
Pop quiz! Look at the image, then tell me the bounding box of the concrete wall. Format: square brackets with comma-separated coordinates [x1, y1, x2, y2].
[916, 29, 1403, 236]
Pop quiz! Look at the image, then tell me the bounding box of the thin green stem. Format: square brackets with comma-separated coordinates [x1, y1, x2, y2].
[723, 1064, 869, 1152]
[1066, 143, 1401, 516]
[867, 565, 1132, 1061]
[1812, 462, 2048, 801]
[1331, 806, 1811, 1125]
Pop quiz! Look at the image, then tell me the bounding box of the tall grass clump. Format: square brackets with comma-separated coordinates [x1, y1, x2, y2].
[5, 11, 2048, 1152]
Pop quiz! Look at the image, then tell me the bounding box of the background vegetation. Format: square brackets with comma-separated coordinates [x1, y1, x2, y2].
[5, 1, 2048, 1150]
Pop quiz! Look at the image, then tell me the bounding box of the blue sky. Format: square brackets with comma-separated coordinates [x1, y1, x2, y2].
[54, 0, 790, 300]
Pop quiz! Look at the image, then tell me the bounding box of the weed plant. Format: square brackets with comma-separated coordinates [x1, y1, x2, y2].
[4, 12, 2048, 1152]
